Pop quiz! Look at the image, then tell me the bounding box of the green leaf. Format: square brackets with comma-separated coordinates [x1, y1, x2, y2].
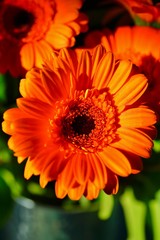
[120, 188, 147, 240]
[0, 168, 22, 197]
[0, 137, 12, 164]
[98, 191, 114, 220]
[0, 74, 7, 103]
[151, 21, 160, 29]
[79, 196, 92, 209]
[27, 182, 48, 196]
[0, 175, 14, 228]
[153, 140, 160, 153]
[134, 16, 150, 26]
[149, 193, 160, 240]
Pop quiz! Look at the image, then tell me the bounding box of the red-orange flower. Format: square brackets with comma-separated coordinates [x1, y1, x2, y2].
[85, 26, 160, 116]
[2, 45, 157, 200]
[0, 0, 88, 77]
[115, 0, 160, 24]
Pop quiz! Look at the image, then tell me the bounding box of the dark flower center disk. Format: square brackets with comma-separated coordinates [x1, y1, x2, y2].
[71, 115, 95, 135]
[3, 6, 35, 39]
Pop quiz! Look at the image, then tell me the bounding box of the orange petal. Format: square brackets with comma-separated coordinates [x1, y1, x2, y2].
[113, 128, 154, 158]
[91, 44, 107, 78]
[104, 169, 119, 194]
[59, 48, 78, 75]
[17, 98, 53, 119]
[120, 107, 157, 128]
[2, 121, 13, 135]
[20, 70, 52, 104]
[39, 151, 65, 188]
[42, 59, 75, 99]
[41, 69, 65, 100]
[45, 25, 74, 49]
[132, 26, 160, 57]
[57, 158, 75, 191]
[33, 40, 53, 68]
[2, 108, 25, 135]
[114, 26, 132, 53]
[88, 154, 107, 189]
[93, 51, 115, 89]
[98, 146, 132, 176]
[20, 43, 35, 70]
[10, 118, 47, 134]
[8, 135, 33, 159]
[68, 184, 85, 200]
[24, 158, 40, 177]
[3, 108, 25, 121]
[76, 50, 92, 90]
[85, 180, 100, 200]
[114, 74, 148, 107]
[56, 0, 82, 11]
[24, 158, 35, 179]
[108, 60, 132, 94]
[67, 21, 81, 35]
[73, 154, 90, 184]
[55, 180, 68, 199]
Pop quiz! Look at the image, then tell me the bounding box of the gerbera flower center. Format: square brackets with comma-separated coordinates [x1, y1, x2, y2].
[2, 6, 35, 39]
[53, 90, 119, 153]
[1, 2, 55, 43]
[71, 115, 95, 135]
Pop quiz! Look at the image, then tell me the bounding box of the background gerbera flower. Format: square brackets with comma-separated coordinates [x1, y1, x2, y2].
[0, 0, 88, 77]
[85, 26, 160, 116]
[2, 45, 157, 200]
[114, 0, 160, 25]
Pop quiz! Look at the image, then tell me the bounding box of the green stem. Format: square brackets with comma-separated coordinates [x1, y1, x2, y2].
[149, 192, 160, 240]
[120, 188, 147, 240]
[98, 191, 114, 220]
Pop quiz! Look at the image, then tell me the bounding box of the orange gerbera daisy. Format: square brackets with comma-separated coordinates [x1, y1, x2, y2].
[85, 26, 160, 116]
[2, 45, 157, 200]
[0, 0, 88, 77]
